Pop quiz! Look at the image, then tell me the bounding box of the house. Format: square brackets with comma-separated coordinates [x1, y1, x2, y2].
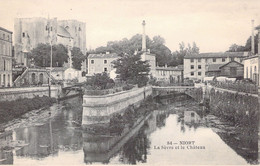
[0, 27, 13, 87]
[155, 65, 183, 83]
[206, 61, 244, 78]
[184, 52, 249, 80]
[87, 52, 119, 76]
[13, 67, 51, 87]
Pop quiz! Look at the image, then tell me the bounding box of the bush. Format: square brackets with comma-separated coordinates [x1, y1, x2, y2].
[0, 96, 56, 124]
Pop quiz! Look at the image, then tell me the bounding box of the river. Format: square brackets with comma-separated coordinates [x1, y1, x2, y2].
[0, 96, 258, 165]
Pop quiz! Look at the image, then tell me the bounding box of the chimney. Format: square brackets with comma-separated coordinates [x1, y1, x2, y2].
[142, 20, 146, 52]
[251, 20, 255, 55]
[258, 28, 260, 54]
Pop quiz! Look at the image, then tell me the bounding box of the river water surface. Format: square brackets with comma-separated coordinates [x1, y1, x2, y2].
[0, 96, 258, 165]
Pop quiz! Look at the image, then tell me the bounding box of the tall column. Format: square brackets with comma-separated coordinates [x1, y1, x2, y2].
[251, 20, 255, 55]
[142, 20, 146, 52]
[258, 29, 260, 54]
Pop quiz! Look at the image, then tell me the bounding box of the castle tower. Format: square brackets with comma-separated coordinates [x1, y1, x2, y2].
[142, 20, 146, 52]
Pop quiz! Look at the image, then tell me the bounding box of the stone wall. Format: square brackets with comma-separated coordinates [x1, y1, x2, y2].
[0, 85, 61, 101]
[82, 86, 152, 126]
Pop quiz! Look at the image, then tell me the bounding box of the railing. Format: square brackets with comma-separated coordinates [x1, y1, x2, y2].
[210, 81, 258, 94]
[84, 85, 136, 96]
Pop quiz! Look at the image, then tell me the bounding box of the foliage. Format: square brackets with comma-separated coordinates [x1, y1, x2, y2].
[0, 96, 56, 124]
[112, 53, 150, 87]
[172, 42, 200, 65]
[93, 34, 200, 67]
[85, 72, 115, 90]
[29, 43, 68, 67]
[71, 47, 86, 70]
[227, 34, 259, 53]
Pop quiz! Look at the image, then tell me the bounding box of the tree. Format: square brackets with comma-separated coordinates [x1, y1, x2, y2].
[227, 34, 258, 53]
[171, 41, 200, 65]
[94, 34, 171, 66]
[30, 43, 68, 67]
[112, 53, 150, 87]
[87, 72, 114, 90]
[71, 47, 86, 70]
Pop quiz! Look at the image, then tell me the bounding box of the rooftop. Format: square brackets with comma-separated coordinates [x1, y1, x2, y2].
[184, 52, 249, 59]
[88, 53, 119, 59]
[207, 64, 222, 72]
[156, 66, 183, 71]
[0, 27, 13, 34]
[206, 61, 243, 72]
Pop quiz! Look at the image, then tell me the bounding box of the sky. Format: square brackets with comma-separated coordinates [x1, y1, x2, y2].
[0, 0, 260, 53]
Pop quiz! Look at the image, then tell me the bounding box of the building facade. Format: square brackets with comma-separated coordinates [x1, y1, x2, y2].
[141, 51, 156, 77]
[87, 53, 119, 76]
[0, 27, 13, 87]
[184, 52, 249, 80]
[155, 65, 183, 83]
[14, 17, 86, 70]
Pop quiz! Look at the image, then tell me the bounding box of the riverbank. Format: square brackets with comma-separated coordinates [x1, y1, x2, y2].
[0, 96, 56, 127]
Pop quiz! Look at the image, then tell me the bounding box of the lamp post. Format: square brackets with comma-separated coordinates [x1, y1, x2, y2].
[47, 16, 53, 97]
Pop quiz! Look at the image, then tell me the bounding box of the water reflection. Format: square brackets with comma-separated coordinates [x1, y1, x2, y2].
[0, 96, 258, 165]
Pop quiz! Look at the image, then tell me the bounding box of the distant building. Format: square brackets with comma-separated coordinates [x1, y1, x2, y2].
[87, 52, 119, 76]
[0, 27, 13, 87]
[243, 22, 260, 86]
[243, 55, 258, 85]
[13, 67, 51, 87]
[155, 65, 183, 83]
[184, 52, 249, 80]
[14, 17, 86, 71]
[206, 61, 244, 78]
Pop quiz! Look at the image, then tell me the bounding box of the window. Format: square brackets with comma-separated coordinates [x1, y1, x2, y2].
[22, 32, 25, 37]
[79, 27, 81, 31]
[198, 72, 201, 76]
[240, 59, 243, 63]
[191, 65, 194, 69]
[91, 60, 94, 64]
[231, 57, 234, 61]
[198, 65, 201, 69]
[104, 60, 107, 64]
[222, 58, 225, 62]
[104, 67, 107, 72]
[191, 72, 194, 76]
[190, 59, 194, 63]
[7, 35, 9, 41]
[198, 59, 201, 62]
[213, 58, 216, 62]
[191, 112, 195, 117]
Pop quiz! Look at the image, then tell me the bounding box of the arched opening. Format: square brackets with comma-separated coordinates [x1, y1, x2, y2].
[3, 74, 5, 87]
[7, 74, 10, 87]
[32, 73, 36, 84]
[39, 73, 44, 84]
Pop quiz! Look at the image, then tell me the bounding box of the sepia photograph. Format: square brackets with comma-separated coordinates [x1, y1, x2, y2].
[0, 0, 259, 165]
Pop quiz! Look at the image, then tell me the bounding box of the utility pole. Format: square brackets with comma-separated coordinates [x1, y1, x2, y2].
[47, 15, 53, 97]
